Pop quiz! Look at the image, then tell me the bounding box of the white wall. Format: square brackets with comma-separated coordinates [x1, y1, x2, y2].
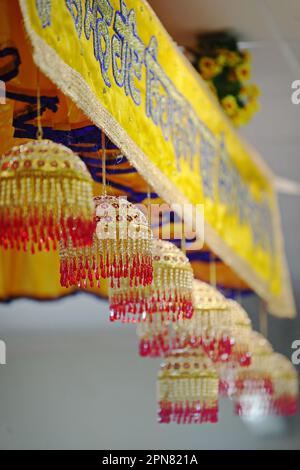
[0, 296, 299, 450]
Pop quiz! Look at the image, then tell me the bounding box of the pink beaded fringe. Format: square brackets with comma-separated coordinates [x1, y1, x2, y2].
[158, 401, 219, 424]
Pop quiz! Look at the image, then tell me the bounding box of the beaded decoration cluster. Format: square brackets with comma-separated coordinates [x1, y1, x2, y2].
[137, 279, 251, 362]
[0, 140, 94, 252]
[60, 195, 153, 291]
[176, 284, 252, 365]
[110, 239, 193, 323]
[157, 350, 219, 424]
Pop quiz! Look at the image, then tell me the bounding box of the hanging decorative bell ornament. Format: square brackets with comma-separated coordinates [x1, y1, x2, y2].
[60, 195, 153, 289]
[135, 240, 194, 354]
[223, 299, 252, 367]
[157, 348, 219, 424]
[233, 351, 298, 418]
[171, 282, 252, 367]
[268, 353, 298, 417]
[0, 140, 94, 253]
[232, 332, 275, 417]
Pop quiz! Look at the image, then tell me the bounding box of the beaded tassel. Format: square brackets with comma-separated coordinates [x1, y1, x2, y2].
[0, 140, 94, 253]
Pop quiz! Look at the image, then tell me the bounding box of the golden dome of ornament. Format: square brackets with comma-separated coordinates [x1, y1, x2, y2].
[225, 299, 252, 329]
[270, 353, 298, 379]
[1, 139, 91, 179]
[157, 348, 219, 424]
[192, 279, 228, 311]
[247, 330, 273, 355]
[94, 195, 151, 243]
[152, 239, 192, 271]
[0, 139, 94, 253]
[60, 195, 153, 294]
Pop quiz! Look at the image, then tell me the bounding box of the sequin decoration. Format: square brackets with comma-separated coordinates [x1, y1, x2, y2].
[0, 140, 94, 253]
[60, 195, 153, 291]
[157, 349, 219, 424]
[111, 239, 193, 324]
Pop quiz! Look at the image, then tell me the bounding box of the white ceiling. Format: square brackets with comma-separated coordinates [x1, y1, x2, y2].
[149, 0, 300, 44]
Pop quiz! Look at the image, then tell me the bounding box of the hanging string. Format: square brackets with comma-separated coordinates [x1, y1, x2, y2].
[101, 130, 107, 195]
[181, 227, 186, 255]
[259, 299, 268, 338]
[147, 183, 152, 230]
[36, 69, 43, 140]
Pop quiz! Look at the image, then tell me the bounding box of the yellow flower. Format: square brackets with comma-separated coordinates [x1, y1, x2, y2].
[216, 53, 227, 66]
[241, 50, 251, 64]
[232, 108, 249, 127]
[199, 57, 222, 79]
[232, 101, 260, 127]
[221, 95, 239, 117]
[226, 51, 241, 67]
[240, 84, 260, 100]
[246, 99, 260, 115]
[236, 62, 251, 82]
[216, 49, 240, 67]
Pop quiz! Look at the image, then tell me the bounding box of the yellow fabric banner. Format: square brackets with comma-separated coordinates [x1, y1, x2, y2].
[19, 0, 294, 316]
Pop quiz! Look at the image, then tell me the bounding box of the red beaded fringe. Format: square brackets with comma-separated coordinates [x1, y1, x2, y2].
[158, 401, 218, 424]
[234, 396, 297, 418]
[60, 251, 153, 289]
[235, 377, 274, 395]
[0, 207, 94, 253]
[271, 396, 298, 416]
[234, 401, 268, 417]
[138, 331, 252, 365]
[219, 379, 230, 397]
[139, 335, 170, 357]
[192, 336, 233, 362]
[200, 338, 252, 366]
[110, 290, 193, 323]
